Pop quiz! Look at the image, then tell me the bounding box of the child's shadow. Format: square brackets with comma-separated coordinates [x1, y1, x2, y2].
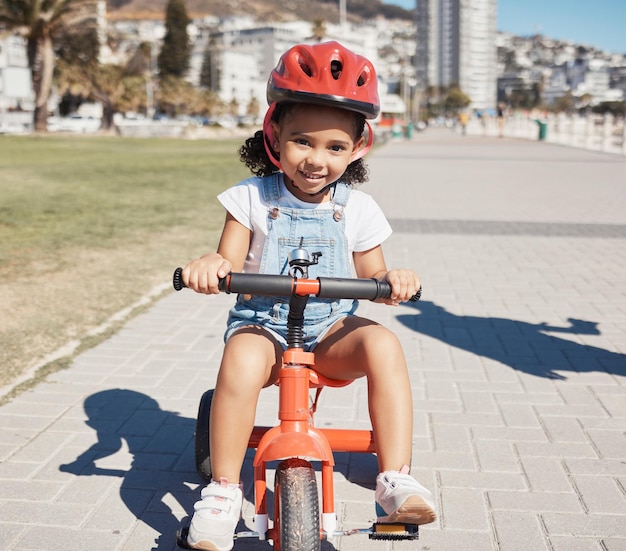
[398, 301, 625, 379]
[59, 388, 341, 550]
[59, 389, 204, 549]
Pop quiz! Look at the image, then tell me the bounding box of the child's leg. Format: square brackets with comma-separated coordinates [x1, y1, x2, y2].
[210, 327, 282, 482]
[187, 327, 281, 551]
[314, 316, 413, 471]
[314, 316, 437, 525]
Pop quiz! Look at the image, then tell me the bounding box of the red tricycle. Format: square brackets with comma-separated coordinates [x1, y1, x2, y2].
[173, 244, 420, 550]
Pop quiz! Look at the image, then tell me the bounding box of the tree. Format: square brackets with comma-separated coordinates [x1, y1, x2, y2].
[156, 75, 191, 117]
[310, 19, 327, 42]
[156, 75, 220, 118]
[227, 98, 239, 117]
[552, 91, 575, 114]
[592, 101, 626, 117]
[157, 0, 190, 79]
[200, 37, 220, 91]
[246, 96, 260, 119]
[87, 64, 146, 128]
[0, 0, 98, 131]
[443, 86, 471, 114]
[56, 42, 150, 130]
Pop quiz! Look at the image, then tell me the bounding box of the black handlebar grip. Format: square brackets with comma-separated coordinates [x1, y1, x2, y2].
[218, 276, 229, 293]
[226, 273, 294, 296]
[411, 286, 422, 302]
[316, 277, 389, 300]
[317, 278, 421, 302]
[173, 267, 186, 291]
[173, 268, 229, 293]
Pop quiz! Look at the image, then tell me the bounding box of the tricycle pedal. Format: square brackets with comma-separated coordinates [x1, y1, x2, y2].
[176, 525, 192, 549]
[369, 522, 419, 540]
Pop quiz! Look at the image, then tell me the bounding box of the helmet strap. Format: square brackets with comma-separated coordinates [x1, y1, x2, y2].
[350, 120, 374, 163]
[263, 102, 283, 170]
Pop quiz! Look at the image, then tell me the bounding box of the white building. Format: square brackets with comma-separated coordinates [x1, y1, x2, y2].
[575, 66, 623, 104]
[198, 24, 306, 116]
[542, 65, 569, 104]
[0, 32, 33, 131]
[415, 0, 497, 110]
[0, 33, 32, 106]
[199, 19, 380, 117]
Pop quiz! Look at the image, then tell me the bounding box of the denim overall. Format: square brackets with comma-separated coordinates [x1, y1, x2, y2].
[225, 174, 358, 350]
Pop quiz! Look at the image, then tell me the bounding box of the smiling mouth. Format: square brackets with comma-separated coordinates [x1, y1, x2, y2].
[300, 170, 326, 180]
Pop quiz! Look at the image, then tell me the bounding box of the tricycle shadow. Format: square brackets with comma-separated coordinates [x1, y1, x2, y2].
[60, 388, 371, 550]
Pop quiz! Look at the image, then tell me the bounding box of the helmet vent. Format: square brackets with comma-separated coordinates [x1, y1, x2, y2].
[357, 68, 370, 87]
[297, 58, 313, 77]
[330, 59, 343, 79]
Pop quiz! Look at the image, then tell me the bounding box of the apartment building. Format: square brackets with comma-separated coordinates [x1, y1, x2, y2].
[415, 0, 497, 111]
[0, 32, 33, 131]
[0, 33, 32, 108]
[199, 21, 380, 117]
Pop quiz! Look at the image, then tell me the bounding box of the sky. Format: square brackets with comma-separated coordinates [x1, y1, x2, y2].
[382, 0, 626, 54]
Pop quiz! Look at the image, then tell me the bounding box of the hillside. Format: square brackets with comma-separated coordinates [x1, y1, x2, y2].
[105, 0, 413, 22]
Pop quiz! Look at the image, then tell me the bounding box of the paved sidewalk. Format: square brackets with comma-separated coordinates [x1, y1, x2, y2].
[1, 130, 625, 551]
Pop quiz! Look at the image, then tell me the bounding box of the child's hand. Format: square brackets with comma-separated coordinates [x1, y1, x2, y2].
[182, 252, 232, 295]
[384, 269, 421, 306]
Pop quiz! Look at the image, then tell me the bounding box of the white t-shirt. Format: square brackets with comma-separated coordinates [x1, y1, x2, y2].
[218, 175, 392, 274]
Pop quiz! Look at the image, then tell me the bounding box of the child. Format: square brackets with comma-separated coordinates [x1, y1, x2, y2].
[181, 41, 436, 551]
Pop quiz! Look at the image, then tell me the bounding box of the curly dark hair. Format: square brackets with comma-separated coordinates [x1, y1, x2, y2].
[238, 102, 370, 186]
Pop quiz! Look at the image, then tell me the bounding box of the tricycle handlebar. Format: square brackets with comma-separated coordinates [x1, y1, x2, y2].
[173, 268, 421, 302]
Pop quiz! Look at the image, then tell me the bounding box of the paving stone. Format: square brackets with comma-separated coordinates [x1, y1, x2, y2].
[440, 488, 490, 530]
[519, 456, 573, 493]
[474, 439, 520, 473]
[540, 415, 587, 442]
[573, 475, 626, 515]
[549, 536, 605, 551]
[491, 511, 550, 551]
[542, 513, 626, 538]
[487, 490, 583, 513]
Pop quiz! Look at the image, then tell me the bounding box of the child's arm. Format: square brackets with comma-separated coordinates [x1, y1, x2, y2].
[182, 212, 252, 294]
[353, 245, 421, 305]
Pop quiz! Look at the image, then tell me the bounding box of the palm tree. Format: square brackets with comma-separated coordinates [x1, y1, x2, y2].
[0, 0, 98, 131]
[56, 39, 153, 131]
[310, 18, 327, 42]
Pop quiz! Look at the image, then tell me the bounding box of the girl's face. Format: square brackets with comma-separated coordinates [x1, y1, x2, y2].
[272, 104, 364, 202]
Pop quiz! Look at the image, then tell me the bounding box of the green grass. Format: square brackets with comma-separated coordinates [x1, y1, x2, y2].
[0, 134, 251, 392]
[0, 135, 248, 264]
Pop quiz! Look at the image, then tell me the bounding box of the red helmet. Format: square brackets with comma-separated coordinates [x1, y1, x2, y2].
[267, 41, 380, 119]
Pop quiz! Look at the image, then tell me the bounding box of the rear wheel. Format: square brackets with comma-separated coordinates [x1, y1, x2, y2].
[274, 458, 320, 551]
[194, 389, 214, 482]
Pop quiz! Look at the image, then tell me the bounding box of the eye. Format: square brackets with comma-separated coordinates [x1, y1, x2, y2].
[330, 144, 346, 152]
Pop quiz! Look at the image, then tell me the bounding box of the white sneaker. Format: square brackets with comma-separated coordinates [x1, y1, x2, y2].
[375, 465, 436, 525]
[187, 478, 243, 551]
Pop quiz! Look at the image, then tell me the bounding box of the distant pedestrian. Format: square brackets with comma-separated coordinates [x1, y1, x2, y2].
[497, 102, 506, 137]
[476, 109, 487, 135]
[458, 111, 470, 135]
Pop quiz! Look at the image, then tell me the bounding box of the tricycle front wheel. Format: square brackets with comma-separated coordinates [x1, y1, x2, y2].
[194, 389, 214, 482]
[274, 458, 320, 551]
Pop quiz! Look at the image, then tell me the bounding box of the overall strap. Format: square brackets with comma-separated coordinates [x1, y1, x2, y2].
[332, 182, 351, 207]
[331, 181, 351, 222]
[261, 173, 282, 204]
